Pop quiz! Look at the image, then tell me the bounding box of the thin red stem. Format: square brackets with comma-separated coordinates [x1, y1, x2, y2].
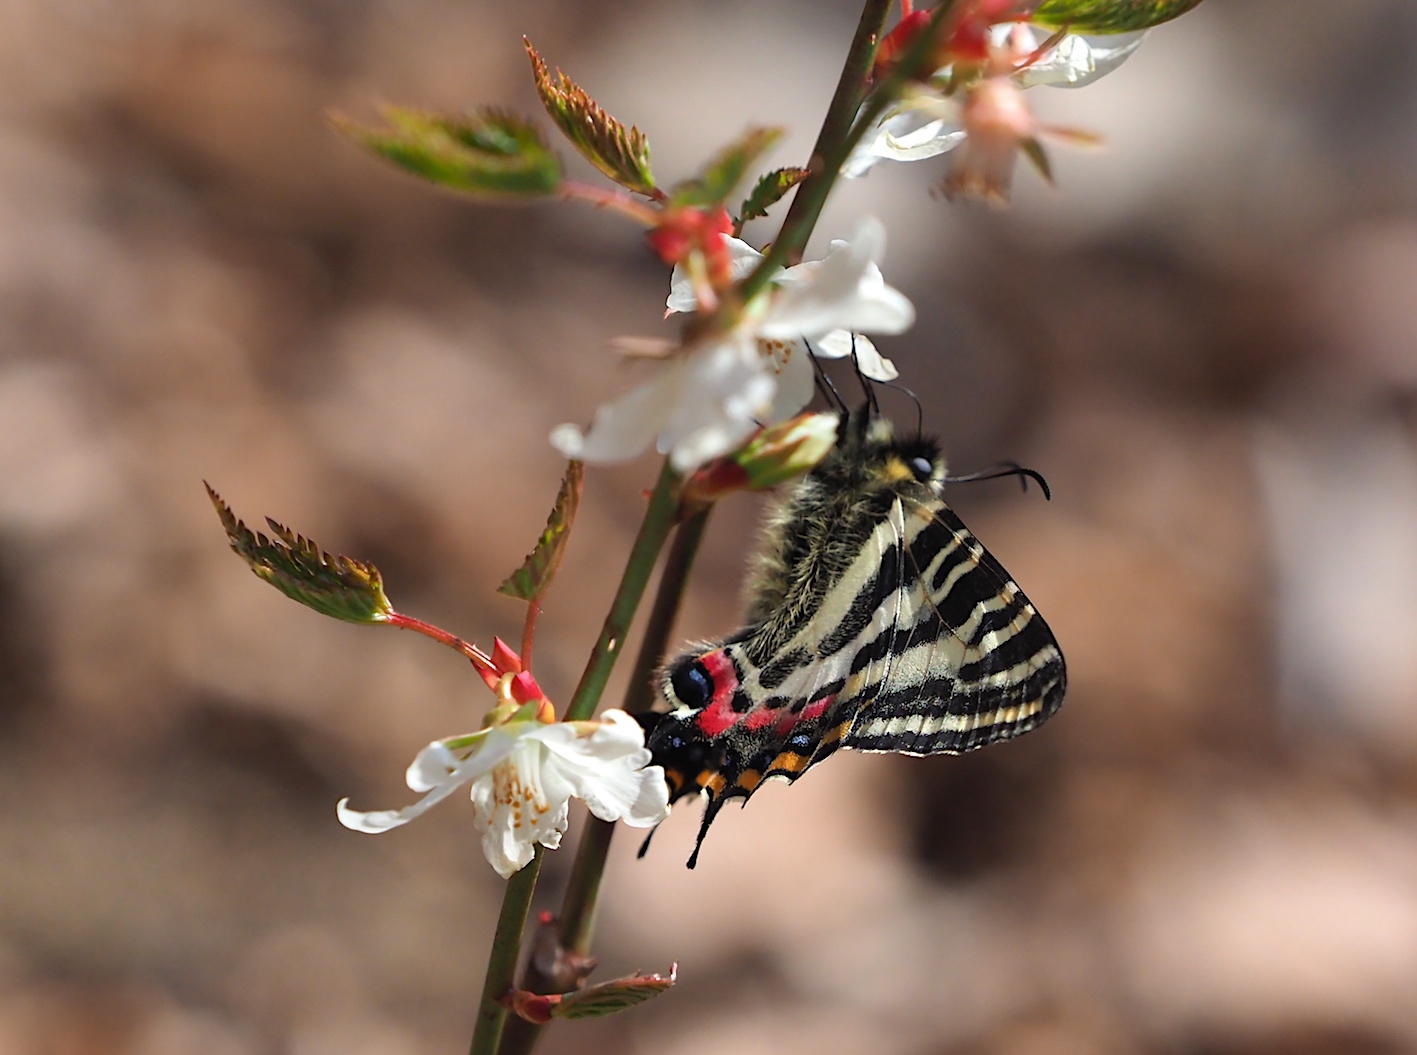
[386, 611, 493, 671]
[520, 601, 540, 672]
[556, 181, 660, 225]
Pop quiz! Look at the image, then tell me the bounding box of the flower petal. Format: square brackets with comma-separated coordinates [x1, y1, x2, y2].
[533, 711, 670, 828]
[655, 340, 776, 472]
[338, 730, 520, 834]
[1015, 27, 1146, 89]
[880, 119, 966, 161]
[666, 238, 762, 314]
[810, 331, 898, 381]
[405, 740, 460, 792]
[844, 111, 965, 178]
[469, 737, 572, 879]
[759, 217, 915, 340]
[337, 778, 465, 833]
[550, 363, 678, 465]
[764, 338, 820, 423]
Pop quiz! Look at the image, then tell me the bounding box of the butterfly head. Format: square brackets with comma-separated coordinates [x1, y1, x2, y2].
[824, 409, 946, 496]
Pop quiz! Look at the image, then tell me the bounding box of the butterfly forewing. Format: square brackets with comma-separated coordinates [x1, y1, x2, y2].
[841, 497, 1066, 756]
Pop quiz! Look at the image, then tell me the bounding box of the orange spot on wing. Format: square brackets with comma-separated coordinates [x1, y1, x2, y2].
[822, 720, 851, 746]
[735, 770, 763, 793]
[768, 751, 809, 774]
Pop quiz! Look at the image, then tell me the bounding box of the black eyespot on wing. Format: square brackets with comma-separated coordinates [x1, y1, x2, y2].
[669, 659, 713, 709]
[909, 456, 934, 481]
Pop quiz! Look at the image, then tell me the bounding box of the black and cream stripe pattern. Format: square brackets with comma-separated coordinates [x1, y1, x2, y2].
[644, 410, 1066, 867]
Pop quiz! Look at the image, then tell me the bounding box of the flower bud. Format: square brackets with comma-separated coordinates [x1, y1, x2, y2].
[682, 412, 839, 510]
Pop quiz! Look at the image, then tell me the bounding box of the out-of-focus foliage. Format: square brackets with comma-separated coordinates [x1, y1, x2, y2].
[1031, 0, 1206, 32]
[336, 106, 562, 198]
[670, 126, 782, 208]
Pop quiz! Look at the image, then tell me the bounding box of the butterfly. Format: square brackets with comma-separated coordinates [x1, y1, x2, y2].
[643, 408, 1066, 867]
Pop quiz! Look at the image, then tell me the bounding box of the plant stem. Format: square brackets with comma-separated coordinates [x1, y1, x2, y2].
[562, 460, 681, 722]
[557, 180, 660, 225]
[561, 508, 711, 949]
[498, 510, 711, 1055]
[468, 848, 544, 1055]
[520, 601, 540, 671]
[473, 462, 679, 1055]
[770, 0, 894, 270]
[740, 0, 960, 304]
[387, 611, 491, 667]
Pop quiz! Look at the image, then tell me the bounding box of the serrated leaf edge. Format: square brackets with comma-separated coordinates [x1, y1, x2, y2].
[497, 461, 584, 602]
[525, 38, 656, 195]
[206, 483, 392, 623]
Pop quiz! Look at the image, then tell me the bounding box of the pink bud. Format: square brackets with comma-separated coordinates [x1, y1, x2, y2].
[491, 637, 523, 676]
[509, 670, 544, 705]
[682, 412, 838, 510]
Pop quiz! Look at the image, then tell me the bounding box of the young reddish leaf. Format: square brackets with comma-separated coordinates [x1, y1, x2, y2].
[506, 990, 558, 1025]
[552, 965, 677, 1020]
[737, 166, 808, 228]
[207, 484, 393, 624]
[497, 461, 584, 602]
[334, 106, 562, 199]
[525, 39, 656, 196]
[671, 126, 783, 208]
[1031, 0, 1205, 33]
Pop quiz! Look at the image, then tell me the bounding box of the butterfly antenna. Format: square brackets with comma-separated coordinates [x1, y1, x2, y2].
[809, 342, 848, 414]
[946, 462, 1052, 500]
[877, 379, 924, 436]
[849, 333, 880, 415]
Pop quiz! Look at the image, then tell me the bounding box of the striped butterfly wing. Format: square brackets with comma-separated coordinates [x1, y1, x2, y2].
[648, 493, 1065, 866]
[841, 494, 1066, 755]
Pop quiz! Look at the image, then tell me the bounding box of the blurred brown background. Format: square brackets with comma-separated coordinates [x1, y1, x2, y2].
[4, 0, 1417, 1052]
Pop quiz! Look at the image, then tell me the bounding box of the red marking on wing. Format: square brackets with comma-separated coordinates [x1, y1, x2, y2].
[774, 694, 835, 737]
[742, 707, 776, 731]
[693, 650, 742, 737]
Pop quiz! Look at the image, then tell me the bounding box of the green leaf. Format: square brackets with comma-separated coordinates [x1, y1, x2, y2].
[671, 126, 783, 207]
[1019, 137, 1054, 186]
[737, 166, 809, 228]
[497, 461, 583, 602]
[525, 38, 656, 196]
[335, 106, 562, 199]
[207, 484, 393, 624]
[1030, 0, 1205, 33]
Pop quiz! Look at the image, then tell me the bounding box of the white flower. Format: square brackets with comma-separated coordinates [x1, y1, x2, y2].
[844, 25, 1145, 179]
[1013, 27, 1146, 89]
[337, 710, 670, 879]
[552, 216, 914, 472]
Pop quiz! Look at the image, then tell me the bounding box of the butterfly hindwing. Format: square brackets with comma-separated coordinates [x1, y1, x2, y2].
[645, 411, 1066, 867]
[649, 501, 909, 865]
